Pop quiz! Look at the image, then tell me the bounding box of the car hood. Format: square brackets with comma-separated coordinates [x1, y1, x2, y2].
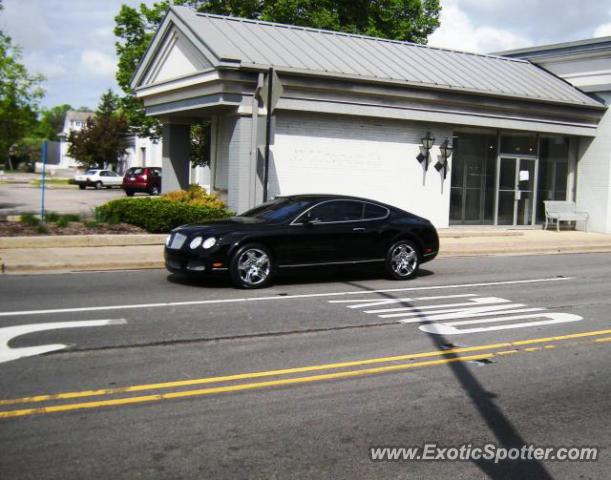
[172, 217, 271, 235]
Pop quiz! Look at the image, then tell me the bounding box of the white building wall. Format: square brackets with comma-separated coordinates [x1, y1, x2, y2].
[271, 112, 452, 228]
[577, 108, 611, 232]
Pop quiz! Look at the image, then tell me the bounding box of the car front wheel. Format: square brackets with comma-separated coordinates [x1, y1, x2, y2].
[149, 185, 160, 196]
[95, 181, 103, 190]
[230, 244, 274, 289]
[385, 240, 420, 280]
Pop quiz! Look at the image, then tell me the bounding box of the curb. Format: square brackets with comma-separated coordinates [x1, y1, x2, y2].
[0, 234, 166, 249]
[1, 260, 165, 274]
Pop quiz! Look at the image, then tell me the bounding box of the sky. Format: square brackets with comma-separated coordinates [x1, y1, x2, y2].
[1, 0, 611, 110]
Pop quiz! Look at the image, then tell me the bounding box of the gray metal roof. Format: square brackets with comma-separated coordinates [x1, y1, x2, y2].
[171, 6, 601, 107]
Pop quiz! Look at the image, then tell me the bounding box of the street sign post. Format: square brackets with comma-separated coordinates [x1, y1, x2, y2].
[40, 140, 47, 221]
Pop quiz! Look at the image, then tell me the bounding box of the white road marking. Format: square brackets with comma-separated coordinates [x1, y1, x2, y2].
[367, 296, 510, 314]
[0, 277, 572, 318]
[329, 294, 477, 308]
[332, 290, 583, 335]
[419, 313, 582, 335]
[0, 319, 127, 364]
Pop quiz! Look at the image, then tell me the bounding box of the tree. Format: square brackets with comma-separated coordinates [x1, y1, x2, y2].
[35, 104, 72, 141]
[114, 0, 441, 146]
[0, 4, 45, 168]
[68, 90, 129, 170]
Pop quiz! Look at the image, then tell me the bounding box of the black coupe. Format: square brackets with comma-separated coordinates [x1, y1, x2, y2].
[164, 194, 439, 288]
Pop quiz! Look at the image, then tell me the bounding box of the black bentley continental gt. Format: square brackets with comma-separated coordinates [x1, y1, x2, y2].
[164, 194, 439, 288]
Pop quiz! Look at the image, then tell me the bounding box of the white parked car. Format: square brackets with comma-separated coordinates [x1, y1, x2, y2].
[73, 169, 123, 190]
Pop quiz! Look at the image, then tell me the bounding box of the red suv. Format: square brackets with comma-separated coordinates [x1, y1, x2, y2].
[122, 167, 162, 196]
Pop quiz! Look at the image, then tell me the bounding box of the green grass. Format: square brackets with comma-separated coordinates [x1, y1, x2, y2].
[30, 178, 72, 187]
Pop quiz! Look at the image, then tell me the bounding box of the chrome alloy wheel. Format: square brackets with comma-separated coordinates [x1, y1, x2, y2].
[237, 248, 271, 286]
[390, 243, 418, 277]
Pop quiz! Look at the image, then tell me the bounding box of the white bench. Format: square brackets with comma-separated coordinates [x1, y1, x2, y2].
[544, 201, 588, 232]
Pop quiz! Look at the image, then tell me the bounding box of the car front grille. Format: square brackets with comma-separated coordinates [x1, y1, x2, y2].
[169, 232, 187, 250]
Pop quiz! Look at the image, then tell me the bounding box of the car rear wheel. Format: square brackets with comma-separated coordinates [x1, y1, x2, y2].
[124, 189, 134, 197]
[385, 240, 420, 280]
[230, 244, 273, 289]
[95, 181, 103, 190]
[78, 185, 86, 190]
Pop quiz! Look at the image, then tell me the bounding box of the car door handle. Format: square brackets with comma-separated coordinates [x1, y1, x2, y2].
[353, 227, 366, 232]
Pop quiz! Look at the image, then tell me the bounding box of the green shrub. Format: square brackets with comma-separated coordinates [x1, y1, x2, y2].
[56, 217, 70, 228]
[45, 211, 61, 222]
[36, 224, 49, 234]
[61, 213, 81, 222]
[96, 197, 232, 233]
[20, 212, 40, 227]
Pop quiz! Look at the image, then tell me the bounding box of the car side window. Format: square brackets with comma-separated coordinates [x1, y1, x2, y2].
[99, 171, 107, 177]
[307, 201, 364, 223]
[364, 203, 389, 219]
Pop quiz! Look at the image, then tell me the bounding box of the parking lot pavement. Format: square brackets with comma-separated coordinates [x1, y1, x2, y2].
[0, 253, 609, 479]
[0, 183, 126, 216]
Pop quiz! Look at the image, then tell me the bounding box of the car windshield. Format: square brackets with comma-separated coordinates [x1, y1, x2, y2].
[84, 170, 98, 175]
[240, 198, 310, 223]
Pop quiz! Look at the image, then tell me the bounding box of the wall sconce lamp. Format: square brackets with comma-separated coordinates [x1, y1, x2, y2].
[435, 138, 453, 180]
[417, 131, 435, 185]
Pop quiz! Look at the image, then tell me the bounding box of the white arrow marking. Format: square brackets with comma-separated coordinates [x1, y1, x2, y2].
[418, 312, 582, 335]
[0, 319, 127, 364]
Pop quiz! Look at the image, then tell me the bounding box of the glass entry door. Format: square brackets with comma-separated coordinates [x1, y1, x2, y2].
[496, 157, 537, 226]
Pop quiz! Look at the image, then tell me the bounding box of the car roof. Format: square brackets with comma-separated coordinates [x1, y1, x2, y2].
[280, 193, 394, 207]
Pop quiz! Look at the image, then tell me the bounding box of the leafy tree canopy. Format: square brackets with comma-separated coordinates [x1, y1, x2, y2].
[0, 4, 45, 165]
[115, 0, 440, 140]
[35, 104, 72, 141]
[68, 90, 130, 171]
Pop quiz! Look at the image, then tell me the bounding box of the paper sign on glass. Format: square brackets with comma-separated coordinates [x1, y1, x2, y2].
[519, 170, 530, 181]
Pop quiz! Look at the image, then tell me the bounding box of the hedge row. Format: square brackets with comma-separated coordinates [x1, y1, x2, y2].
[96, 197, 232, 233]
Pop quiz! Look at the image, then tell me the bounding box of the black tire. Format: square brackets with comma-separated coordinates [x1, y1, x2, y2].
[124, 189, 134, 197]
[95, 181, 103, 190]
[229, 243, 274, 289]
[149, 185, 160, 196]
[78, 185, 86, 190]
[385, 239, 420, 280]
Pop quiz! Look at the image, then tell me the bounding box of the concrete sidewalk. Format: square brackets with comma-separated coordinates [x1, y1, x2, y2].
[2, 229, 611, 274]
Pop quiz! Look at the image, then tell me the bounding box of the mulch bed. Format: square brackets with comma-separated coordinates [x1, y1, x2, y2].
[0, 221, 146, 236]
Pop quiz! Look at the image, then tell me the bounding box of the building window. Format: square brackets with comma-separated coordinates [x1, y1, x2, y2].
[536, 136, 569, 223]
[500, 132, 538, 155]
[450, 132, 497, 225]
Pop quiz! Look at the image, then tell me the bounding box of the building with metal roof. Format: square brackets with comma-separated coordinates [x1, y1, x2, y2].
[132, 6, 608, 231]
[498, 37, 611, 233]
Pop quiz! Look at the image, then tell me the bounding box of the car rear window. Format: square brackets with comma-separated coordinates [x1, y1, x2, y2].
[364, 203, 389, 219]
[127, 168, 144, 175]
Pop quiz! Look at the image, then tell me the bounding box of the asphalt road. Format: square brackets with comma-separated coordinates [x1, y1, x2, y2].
[0, 184, 125, 216]
[0, 254, 609, 479]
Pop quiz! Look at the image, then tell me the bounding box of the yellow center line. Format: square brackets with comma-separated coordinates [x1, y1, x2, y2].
[1, 328, 610, 420]
[0, 354, 496, 419]
[1, 328, 610, 408]
[594, 337, 611, 343]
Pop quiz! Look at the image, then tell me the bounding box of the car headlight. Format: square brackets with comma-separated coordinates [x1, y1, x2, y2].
[202, 237, 216, 249]
[189, 236, 203, 249]
[165, 234, 172, 246]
